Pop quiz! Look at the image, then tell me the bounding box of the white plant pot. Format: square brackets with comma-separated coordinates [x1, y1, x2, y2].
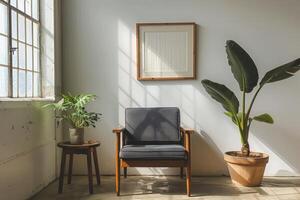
[69, 128, 84, 144]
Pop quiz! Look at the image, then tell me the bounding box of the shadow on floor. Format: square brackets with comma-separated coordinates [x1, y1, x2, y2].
[31, 176, 300, 200]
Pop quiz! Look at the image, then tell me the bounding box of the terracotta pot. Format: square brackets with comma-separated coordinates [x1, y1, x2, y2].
[224, 151, 269, 187]
[69, 128, 84, 144]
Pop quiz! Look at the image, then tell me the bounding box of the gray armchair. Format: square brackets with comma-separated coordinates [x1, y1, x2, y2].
[113, 107, 193, 196]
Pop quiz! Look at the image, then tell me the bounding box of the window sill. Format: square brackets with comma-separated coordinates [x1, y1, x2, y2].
[0, 97, 56, 102]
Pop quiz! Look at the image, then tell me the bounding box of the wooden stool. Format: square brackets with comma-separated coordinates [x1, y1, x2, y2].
[57, 141, 101, 194]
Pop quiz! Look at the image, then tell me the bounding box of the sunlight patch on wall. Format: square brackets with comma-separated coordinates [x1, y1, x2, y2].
[117, 19, 298, 176]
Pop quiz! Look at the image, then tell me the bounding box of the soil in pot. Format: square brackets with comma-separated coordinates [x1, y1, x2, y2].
[224, 151, 269, 187]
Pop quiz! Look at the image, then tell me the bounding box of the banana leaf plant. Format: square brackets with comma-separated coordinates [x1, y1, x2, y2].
[201, 40, 300, 156]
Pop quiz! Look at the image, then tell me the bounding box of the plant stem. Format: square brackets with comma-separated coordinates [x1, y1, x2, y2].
[245, 119, 253, 141]
[232, 111, 243, 142]
[245, 85, 263, 121]
[240, 85, 263, 157]
[241, 80, 247, 148]
[242, 90, 245, 127]
[241, 142, 250, 156]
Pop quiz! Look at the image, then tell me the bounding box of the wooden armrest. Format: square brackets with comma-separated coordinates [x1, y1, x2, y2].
[180, 127, 194, 134]
[112, 127, 125, 133]
[180, 127, 193, 156]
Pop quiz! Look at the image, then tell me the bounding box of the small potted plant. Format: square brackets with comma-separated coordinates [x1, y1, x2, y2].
[201, 40, 300, 186]
[44, 93, 101, 144]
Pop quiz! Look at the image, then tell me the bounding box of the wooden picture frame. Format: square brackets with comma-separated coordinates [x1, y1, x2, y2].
[136, 22, 197, 80]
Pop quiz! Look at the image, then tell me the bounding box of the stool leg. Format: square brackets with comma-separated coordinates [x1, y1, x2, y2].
[68, 153, 73, 184]
[58, 149, 67, 194]
[92, 147, 101, 185]
[87, 149, 93, 194]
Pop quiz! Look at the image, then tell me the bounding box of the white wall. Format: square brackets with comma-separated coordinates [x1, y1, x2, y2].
[0, 0, 62, 199]
[62, 0, 300, 176]
[0, 102, 57, 199]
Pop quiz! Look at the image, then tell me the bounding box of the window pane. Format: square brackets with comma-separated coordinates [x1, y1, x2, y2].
[26, 19, 32, 45]
[33, 22, 39, 47]
[13, 69, 18, 97]
[0, 67, 8, 97]
[19, 70, 26, 97]
[0, 3, 8, 35]
[19, 42, 25, 69]
[32, 0, 38, 20]
[25, 0, 31, 16]
[11, 0, 17, 7]
[0, 35, 8, 65]
[33, 48, 39, 71]
[18, 0, 25, 12]
[27, 71, 32, 96]
[18, 14, 25, 42]
[11, 11, 17, 39]
[33, 72, 39, 97]
[26, 45, 32, 70]
[12, 40, 18, 67]
[1, 0, 41, 99]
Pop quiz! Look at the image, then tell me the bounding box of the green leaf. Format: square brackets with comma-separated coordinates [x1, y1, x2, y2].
[260, 58, 300, 86]
[202, 79, 239, 114]
[42, 103, 54, 109]
[75, 94, 96, 108]
[224, 111, 233, 118]
[226, 40, 259, 93]
[224, 111, 235, 123]
[42, 98, 65, 111]
[42, 93, 101, 128]
[224, 111, 241, 125]
[253, 113, 274, 124]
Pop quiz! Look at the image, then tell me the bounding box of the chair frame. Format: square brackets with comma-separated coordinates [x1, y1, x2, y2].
[112, 127, 193, 196]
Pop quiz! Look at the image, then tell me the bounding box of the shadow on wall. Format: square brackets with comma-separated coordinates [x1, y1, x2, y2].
[192, 130, 227, 176]
[250, 124, 300, 176]
[116, 17, 300, 176]
[61, 0, 300, 176]
[117, 20, 228, 175]
[248, 80, 300, 176]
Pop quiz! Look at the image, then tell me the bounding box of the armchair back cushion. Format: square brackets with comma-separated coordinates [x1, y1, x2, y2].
[124, 107, 181, 145]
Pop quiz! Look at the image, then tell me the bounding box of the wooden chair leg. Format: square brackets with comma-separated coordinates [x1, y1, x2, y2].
[92, 147, 101, 185]
[115, 132, 121, 196]
[87, 149, 93, 194]
[186, 165, 191, 196]
[124, 167, 127, 178]
[180, 167, 184, 179]
[58, 149, 67, 194]
[67, 153, 73, 184]
[116, 158, 120, 196]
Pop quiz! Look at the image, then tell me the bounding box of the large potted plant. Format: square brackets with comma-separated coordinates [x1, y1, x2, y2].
[201, 40, 300, 186]
[44, 93, 101, 144]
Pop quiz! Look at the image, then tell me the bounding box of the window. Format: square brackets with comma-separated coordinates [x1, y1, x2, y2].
[0, 0, 40, 98]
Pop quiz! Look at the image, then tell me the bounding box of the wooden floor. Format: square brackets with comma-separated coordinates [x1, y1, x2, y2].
[31, 176, 300, 200]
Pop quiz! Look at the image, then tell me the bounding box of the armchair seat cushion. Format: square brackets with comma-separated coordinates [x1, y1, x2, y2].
[120, 145, 187, 160]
